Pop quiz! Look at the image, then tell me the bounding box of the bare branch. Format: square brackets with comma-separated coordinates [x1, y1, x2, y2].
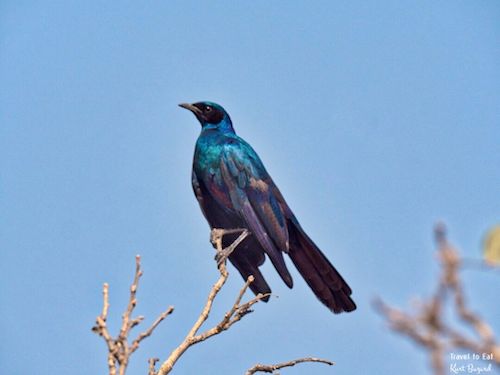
[193, 276, 270, 343]
[91, 282, 119, 375]
[119, 255, 143, 342]
[374, 223, 500, 375]
[156, 228, 273, 375]
[95, 229, 337, 375]
[102, 283, 110, 320]
[131, 307, 174, 354]
[245, 357, 335, 375]
[92, 255, 172, 375]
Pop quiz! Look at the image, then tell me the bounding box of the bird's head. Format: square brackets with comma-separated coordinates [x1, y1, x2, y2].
[178, 101, 234, 133]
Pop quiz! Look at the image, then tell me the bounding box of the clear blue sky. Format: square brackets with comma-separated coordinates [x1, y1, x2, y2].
[1, 1, 499, 374]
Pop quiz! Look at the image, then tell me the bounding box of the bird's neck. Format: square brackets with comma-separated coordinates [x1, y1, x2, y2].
[202, 117, 235, 135]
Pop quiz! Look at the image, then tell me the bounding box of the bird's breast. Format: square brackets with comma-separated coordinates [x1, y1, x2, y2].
[194, 144, 234, 210]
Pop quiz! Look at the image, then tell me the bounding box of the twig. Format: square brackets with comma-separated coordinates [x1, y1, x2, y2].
[92, 255, 173, 375]
[245, 357, 335, 374]
[148, 358, 159, 375]
[131, 307, 174, 353]
[156, 228, 272, 375]
[91, 282, 117, 374]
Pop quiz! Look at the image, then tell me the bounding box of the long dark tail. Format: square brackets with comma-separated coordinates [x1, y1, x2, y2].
[226, 235, 272, 302]
[288, 221, 356, 314]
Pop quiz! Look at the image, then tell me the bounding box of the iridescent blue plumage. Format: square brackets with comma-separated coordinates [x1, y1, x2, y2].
[180, 101, 356, 314]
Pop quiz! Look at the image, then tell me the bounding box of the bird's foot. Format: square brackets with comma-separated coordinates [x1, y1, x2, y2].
[210, 228, 225, 248]
[215, 249, 231, 267]
[210, 228, 250, 266]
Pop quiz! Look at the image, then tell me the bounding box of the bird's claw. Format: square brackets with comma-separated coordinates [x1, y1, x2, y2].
[214, 249, 230, 267]
[210, 228, 224, 247]
[210, 228, 250, 267]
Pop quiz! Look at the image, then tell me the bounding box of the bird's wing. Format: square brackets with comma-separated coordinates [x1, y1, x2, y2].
[220, 141, 293, 287]
[194, 167, 273, 297]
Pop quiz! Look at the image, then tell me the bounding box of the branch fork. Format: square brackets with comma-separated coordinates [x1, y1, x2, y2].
[154, 228, 268, 375]
[92, 255, 173, 375]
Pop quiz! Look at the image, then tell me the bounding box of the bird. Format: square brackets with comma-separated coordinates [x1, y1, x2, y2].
[179, 101, 356, 314]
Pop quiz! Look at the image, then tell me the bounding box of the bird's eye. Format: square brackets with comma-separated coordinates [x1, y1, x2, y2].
[205, 106, 212, 112]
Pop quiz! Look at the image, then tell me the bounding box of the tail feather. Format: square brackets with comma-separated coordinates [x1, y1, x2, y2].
[288, 221, 356, 314]
[228, 237, 272, 301]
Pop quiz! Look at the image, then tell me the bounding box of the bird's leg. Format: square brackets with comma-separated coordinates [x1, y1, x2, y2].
[210, 228, 250, 266]
[210, 228, 225, 251]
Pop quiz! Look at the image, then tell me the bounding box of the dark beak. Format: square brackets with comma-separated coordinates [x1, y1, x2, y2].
[178, 103, 202, 116]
